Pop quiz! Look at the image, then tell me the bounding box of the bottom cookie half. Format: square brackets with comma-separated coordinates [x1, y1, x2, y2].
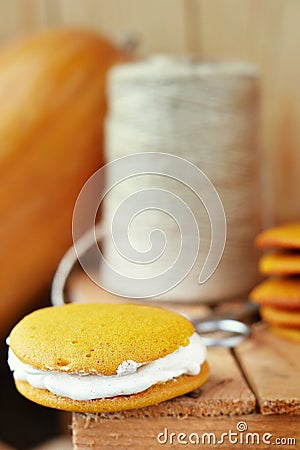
[15, 361, 209, 413]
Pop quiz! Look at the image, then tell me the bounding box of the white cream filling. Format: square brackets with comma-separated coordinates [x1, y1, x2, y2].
[7, 332, 206, 401]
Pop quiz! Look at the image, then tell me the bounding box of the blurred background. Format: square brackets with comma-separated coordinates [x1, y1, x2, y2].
[0, 1, 299, 449]
[1, 0, 300, 225]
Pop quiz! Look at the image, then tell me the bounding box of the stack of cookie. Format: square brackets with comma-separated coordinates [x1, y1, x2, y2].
[250, 222, 300, 342]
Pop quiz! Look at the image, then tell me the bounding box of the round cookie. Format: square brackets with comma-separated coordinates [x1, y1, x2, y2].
[259, 252, 300, 276]
[8, 303, 209, 413]
[9, 303, 194, 375]
[249, 278, 300, 310]
[255, 222, 300, 250]
[270, 326, 300, 343]
[15, 362, 210, 413]
[260, 305, 300, 328]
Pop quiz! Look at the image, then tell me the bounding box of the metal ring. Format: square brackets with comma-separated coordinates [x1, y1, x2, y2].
[195, 319, 250, 347]
[51, 223, 106, 306]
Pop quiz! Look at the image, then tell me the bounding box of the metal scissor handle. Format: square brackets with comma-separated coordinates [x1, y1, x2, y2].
[51, 223, 105, 306]
[195, 319, 250, 347]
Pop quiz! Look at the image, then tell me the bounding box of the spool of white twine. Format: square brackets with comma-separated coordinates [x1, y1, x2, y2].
[101, 57, 261, 303]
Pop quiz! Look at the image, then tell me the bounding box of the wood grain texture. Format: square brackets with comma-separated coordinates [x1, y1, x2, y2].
[199, 0, 300, 224]
[0, 0, 51, 43]
[59, 0, 187, 55]
[73, 414, 299, 450]
[235, 322, 300, 415]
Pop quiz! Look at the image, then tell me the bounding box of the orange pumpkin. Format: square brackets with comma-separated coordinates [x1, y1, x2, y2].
[0, 28, 127, 336]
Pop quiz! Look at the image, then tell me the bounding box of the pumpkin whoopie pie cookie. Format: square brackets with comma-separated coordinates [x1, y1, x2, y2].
[252, 222, 300, 342]
[249, 278, 300, 310]
[259, 251, 300, 276]
[7, 303, 209, 413]
[255, 222, 300, 250]
[260, 305, 300, 329]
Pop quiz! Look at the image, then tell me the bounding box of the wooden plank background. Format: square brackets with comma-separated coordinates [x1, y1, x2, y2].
[0, 0, 299, 224]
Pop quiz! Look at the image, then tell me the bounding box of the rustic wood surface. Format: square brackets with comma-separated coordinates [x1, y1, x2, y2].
[235, 322, 300, 415]
[202, 348, 256, 416]
[73, 414, 299, 450]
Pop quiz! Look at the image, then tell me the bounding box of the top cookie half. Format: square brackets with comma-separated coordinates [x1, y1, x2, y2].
[9, 303, 194, 376]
